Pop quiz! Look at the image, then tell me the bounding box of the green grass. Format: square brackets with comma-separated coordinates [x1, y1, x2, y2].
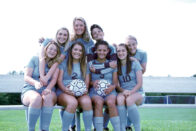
[0, 108, 196, 131]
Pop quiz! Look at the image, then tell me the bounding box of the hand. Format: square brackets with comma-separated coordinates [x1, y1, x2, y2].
[93, 80, 99, 89]
[34, 81, 43, 90]
[90, 65, 96, 73]
[40, 76, 49, 86]
[38, 37, 45, 44]
[42, 88, 51, 96]
[109, 61, 117, 68]
[63, 85, 75, 96]
[129, 57, 138, 62]
[104, 84, 115, 95]
[122, 90, 130, 97]
[123, 90, 134, 97]
[83, 89, 88, 95]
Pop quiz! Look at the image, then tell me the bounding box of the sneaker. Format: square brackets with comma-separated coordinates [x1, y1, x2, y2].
[104, 127, 109, 131]
[69, 125, 76, 131]
[126, 126, 133, 131]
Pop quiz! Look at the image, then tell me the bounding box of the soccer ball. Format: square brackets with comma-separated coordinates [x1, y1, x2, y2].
[96, 79, 110, 96]
[69, 79, 87, 97]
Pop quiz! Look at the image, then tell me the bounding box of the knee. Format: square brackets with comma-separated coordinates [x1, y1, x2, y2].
[106, 99, 116, 108]
[93, 99, 104, 108]
[117, 94, 125, 105]
[80, 97, 92, 106]
[30, 94, 42, 106]
[42, 93, 57, 106]
[126, 96, 134, 105]
[67, 99, 78, 110]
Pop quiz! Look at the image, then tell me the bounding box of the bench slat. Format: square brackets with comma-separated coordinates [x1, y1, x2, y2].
[0, 104, 196, 110]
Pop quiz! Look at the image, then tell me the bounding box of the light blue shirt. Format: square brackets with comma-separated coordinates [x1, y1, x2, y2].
[90, 60, 117, 84]
[118, 61, 143, 92]
[59, 58, 90, 86]
[24, 56, 51, 85]
[133, 49, 147, 64]
[69, 38, 94, 53]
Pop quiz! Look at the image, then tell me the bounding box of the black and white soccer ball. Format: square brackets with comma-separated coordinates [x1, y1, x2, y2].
[69, 79, 87, 97]
[96, 79, 110, 96]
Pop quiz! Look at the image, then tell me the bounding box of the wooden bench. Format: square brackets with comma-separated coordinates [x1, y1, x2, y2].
[0, 75, 196, 110]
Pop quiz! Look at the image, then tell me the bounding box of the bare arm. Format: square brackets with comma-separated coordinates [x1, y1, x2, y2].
[141, 63, 147, 74]
[46, 68, 59, 90]
[57, 69, 66, 91]
[42, 68, 59, 96]
[40, 54, 65, 85]
[112, 71, 118, 88]
[105, 71, 118, 94]
[44, 63, 59, 81]
[39, 45, 45, 79]
[57, 69, 74, 95]
[85, 74, 90, 90]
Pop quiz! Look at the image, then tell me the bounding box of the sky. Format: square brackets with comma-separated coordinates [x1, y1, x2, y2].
[0, 0, 196, 77]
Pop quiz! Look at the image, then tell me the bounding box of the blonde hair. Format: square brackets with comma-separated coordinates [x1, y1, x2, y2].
[55, 27, 70, 52]
[126, 35, 138, 44]
[44, 41, 61, 68]
[71, 17, 91, 42]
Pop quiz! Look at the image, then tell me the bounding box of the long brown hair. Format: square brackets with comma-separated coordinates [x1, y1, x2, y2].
[67, 42, 86, 79]
[70, 17, 91, 42]
[44, 41, 61, 68]
[117, 43, 132, 75]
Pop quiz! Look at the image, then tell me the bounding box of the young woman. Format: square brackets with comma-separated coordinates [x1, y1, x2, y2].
[38, 27, 70, 128]
[90, 24, 117, 131]
[116, 43, 144, 131]
[125, 35, 147, 130]
[89, 40, 120, 131]
[57, 42, 93, 131]
[39, 27, 70, 87]
[125, 35, 147, 74]
[69, 17, 94, 130]
[21, 41, 60, 131]
[69, 17, 94, 53]
[88, 24, 117, 74]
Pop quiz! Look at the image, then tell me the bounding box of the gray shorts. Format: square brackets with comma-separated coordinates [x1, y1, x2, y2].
[138, 91, 145, 105]
[56, 88, 63, 97]
[89, 87, 117, 100]
[21, 85, 56, 104]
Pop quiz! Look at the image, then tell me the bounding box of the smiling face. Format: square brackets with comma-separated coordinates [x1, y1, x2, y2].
[96, 44, 109, 60]
[46, 43, 58, 59]
[91, 27, 104, 41]
[125, 37, 138, 55]
[56, 29, 69, 45]
[117, 45, 128, 60]
[74, 20, 85, 36]
[71, 44, 83, 60]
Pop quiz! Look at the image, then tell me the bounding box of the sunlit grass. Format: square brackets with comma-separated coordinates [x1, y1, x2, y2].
[0, 108, 196, 131]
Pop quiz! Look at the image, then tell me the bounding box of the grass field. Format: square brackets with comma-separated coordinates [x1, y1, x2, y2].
[0, 108, 196, 131]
